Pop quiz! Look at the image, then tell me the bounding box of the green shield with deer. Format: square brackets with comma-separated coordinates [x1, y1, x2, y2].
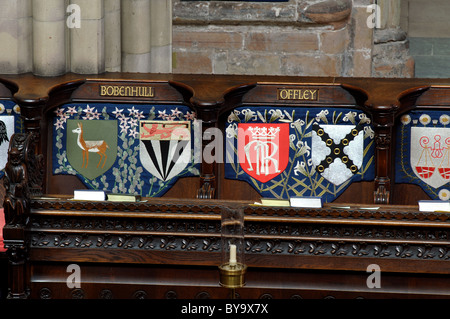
[67, 119, 118, 180]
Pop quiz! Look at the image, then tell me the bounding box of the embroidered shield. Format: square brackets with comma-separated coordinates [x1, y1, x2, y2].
[0, 116, 14, 171]
[237, 123, 289, 183]
[67, 119, 118, 180]
[139, 120, 191, 181]
[312, 124, 364, 186]
[410, 126, 450, 189]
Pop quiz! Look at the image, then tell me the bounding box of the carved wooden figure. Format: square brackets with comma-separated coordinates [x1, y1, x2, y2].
[3, 146, 29, 227]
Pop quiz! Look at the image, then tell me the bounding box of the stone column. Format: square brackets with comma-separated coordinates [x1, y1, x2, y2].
[105, 0, 121, 72]
[0, 0, 32, 74]
[150, 0, 172, 73]
[372, 0, 414, 77]
[121, 0, 152, 72]
[70, 0, 105, 74]
[32, 0, 66, 76]
[347, 0, 374, 77]
[378, 0, 401, 29]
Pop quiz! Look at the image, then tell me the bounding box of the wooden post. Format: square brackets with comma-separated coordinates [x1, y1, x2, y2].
[371, 107, 395, 204]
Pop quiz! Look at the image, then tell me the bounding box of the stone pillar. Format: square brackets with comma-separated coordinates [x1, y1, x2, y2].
[378, 0, 401, 29]
[32, 0, 66, 76]
[70, 0, 105, 74]
[346, 0, 374, 77]
[0, 0, 175, 75]
[372, 0, 414, 77]
[0, 0, 32, 74]
[150, 0, 172, 73]
[105, 0, 121, 72]
[121, 0, 152, 72]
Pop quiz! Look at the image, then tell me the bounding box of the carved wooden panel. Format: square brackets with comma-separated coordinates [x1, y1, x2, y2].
[4, 74, 450, 299]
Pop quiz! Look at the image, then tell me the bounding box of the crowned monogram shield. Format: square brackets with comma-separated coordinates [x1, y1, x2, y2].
[237, 123, 289, 183]
[411, 126, 450, 189]
[67, 120, 118, 180]
[139, 120, 191, 181]
[312, 124, 364, 186]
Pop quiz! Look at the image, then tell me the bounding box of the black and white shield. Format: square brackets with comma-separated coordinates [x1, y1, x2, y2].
[139, 120, 191, 181]
[311, 123, 364, 186]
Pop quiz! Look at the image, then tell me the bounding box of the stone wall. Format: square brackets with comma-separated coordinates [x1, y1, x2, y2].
[172, 0, 414, 77]
[0, 0, 414, 77]
[371, 0, 414, 77]
[401, 0, 450, 78]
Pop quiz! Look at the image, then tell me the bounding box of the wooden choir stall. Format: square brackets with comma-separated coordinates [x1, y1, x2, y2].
[2, 73, 450, 299]
[0, 77, 19, 300]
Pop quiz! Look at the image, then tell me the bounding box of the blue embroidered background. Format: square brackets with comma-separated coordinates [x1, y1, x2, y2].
[52, 103, 200, 197]
[0, 99, 23, 134]
[224, 106, 375, 203]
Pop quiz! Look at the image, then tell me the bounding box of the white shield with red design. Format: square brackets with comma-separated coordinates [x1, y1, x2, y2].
[237, 123, 289, 183]
[411, 126, 450, 188]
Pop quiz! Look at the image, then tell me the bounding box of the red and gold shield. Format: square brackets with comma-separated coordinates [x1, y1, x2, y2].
[237, 123, 289, 183]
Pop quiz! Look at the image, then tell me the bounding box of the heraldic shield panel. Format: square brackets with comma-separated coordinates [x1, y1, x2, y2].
[52, 103, 199, 197]
[395, 110, 450, 200]
[139, 120, 191, 182]
[225, 106, 375, 203]
[0, 100, 23, 178]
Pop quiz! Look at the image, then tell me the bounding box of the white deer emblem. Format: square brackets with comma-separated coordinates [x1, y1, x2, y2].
[72, 122, 109, 168]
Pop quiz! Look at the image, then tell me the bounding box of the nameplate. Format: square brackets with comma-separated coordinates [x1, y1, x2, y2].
[100, 85, 155, 98]
[277, 88, 318, 101]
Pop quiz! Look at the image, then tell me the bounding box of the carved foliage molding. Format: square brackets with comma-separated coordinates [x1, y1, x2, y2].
[28, 199, 450, 262]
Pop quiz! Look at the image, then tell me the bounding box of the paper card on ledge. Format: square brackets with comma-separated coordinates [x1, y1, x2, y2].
[290, 196, 322, 208]
[260, 198, 290, 207]
[73, 189, 107, 201]
[107, 193, 142, 202]
[418, 200, 450, 212]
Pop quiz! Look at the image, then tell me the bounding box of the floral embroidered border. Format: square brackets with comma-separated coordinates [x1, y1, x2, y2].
[224, 106, 375, 203]
[52, 103, 200, 197]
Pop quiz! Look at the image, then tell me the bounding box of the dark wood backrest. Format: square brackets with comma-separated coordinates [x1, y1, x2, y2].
[5, 74, 450, 300]
[392, 85, 450, 204]
[216, 82, 376, 204]
[27, 79, 201, 198]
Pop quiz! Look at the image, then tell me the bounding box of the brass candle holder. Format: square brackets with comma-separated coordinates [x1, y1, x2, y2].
[219, 206, 246, 299]
[219, 262, 247, 287]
